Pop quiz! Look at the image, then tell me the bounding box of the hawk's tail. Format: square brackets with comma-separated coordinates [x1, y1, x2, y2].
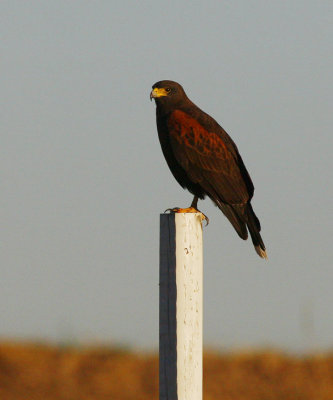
[213, 197, 267, 259]
[217, 202, 248, 240]
[245, 203, 267, 259]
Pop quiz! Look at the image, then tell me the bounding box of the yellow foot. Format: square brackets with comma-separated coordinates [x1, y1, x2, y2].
[165, 207, 197, 213]
[164, 207, 209, 225]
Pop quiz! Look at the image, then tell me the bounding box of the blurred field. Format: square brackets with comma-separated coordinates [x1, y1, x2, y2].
[0, 342, 333, 400]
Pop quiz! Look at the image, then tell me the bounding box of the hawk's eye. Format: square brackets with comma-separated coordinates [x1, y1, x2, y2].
[165, 88, 171, 93]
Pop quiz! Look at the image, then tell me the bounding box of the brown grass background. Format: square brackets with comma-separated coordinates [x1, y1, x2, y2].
[0, 342, 333, 399]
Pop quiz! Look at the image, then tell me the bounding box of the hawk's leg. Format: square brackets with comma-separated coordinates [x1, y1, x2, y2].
[164, 196, 209, 225]
[191, 195, 198, 209]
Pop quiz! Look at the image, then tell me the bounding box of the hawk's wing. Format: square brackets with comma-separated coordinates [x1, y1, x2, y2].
[167, 110, 253, 205]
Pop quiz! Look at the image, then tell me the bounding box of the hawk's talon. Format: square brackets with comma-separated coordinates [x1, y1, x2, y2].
[202, 214, 209, 226]
[164, 207, 180, 213]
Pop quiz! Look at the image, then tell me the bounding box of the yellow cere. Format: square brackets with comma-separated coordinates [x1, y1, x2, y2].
[151, 87, 169, 98]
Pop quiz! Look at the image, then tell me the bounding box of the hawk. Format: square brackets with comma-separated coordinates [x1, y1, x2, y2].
[151, 80, 267, 259]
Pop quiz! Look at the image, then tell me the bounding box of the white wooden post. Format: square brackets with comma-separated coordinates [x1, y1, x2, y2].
[159, 213, 203, 400]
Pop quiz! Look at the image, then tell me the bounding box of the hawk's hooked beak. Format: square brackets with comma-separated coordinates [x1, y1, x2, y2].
[150, 87, 168, 101]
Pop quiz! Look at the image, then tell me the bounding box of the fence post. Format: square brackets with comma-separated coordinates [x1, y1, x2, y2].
[159, 213, 203, 400]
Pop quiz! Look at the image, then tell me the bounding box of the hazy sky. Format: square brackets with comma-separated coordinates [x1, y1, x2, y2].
[1, 1, 332, 351]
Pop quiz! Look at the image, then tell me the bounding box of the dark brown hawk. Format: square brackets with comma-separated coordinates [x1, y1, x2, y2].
[150, 80, 267, 259]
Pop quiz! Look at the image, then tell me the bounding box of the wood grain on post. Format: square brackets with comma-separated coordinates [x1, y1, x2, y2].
[160, 213, 203, 400]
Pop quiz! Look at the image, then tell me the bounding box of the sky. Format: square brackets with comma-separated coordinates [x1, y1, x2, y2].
[1, 1, 332, 352]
